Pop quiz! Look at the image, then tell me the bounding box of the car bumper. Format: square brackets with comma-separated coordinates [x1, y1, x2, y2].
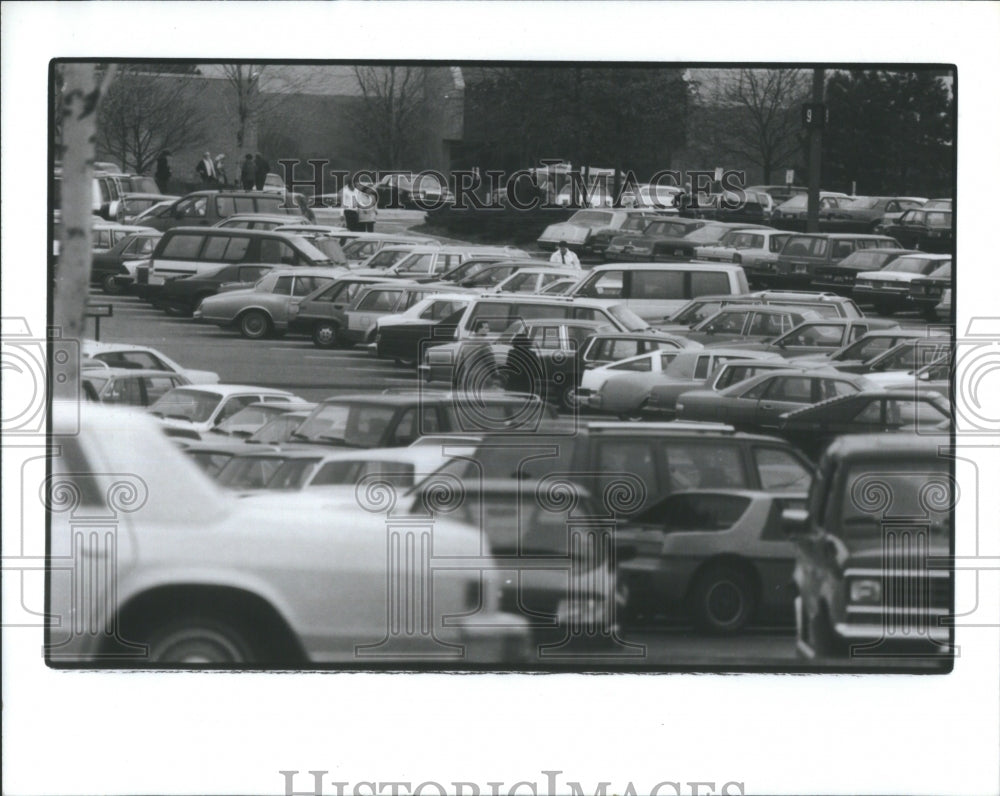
[852, 287, 913, 308]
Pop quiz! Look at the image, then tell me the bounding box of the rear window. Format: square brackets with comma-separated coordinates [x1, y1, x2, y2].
[215, 196, 257, 216]
[883, 257, 947, 275]
[782, 236, 828, 258]
[200, 235, 250, 263]
[690, 271, 732, 297]
[158, 234, 203, 260]
[632, 270, 685, 300]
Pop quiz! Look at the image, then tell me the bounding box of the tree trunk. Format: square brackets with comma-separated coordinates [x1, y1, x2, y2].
[54, 63, 114, 399]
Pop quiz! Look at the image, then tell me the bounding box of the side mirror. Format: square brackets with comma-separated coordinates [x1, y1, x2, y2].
[781, 507, 810, 537]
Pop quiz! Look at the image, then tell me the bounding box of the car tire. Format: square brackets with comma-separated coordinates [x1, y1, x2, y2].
[101, 273, 125, 295]
[146, 616, 256, 664]
[689, 564, 757, 634]
[312, 322, 341, 349]
[560, 384, 580, 412]
[239, 310, 273, 340]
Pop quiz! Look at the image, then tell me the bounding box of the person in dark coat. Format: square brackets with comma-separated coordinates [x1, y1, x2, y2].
[196, 151, 217, 185]
[240, 154, 255, 190]
[154, 150, 172, 193]
[254, 153, 269, 191]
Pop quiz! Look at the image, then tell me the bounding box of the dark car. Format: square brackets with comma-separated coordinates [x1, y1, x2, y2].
[830, 196, 927, 232]
[91, 230, 162, 294]
[758, 233, 903, 290]
[139, 190, 305, 232]
[287, 392, 558, 449]
[810, 247, 917, 296]
[605, 217, 706, 261]
[374, 295, 473, 365]
[829, 337, 954, 376]
[722, 318, 900, 358]
[154, 262, 279, 315]
[657, 290, 864, 332]
[682, 305, 823, 346]
[852, 253, 952, 315]
[908, 262, 952, 320]
[778, 390, 952, 460]
[617, 489, 801, 632]
[879, 207, 954, 253]
[587, 210, 661, 258]
[787, 434, 952, 663]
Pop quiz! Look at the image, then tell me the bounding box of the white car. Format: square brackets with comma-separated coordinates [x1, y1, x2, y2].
[148, 384, 301, 437]
[696, 228, 793, 270]
[576, 349, 682, 411]
[82, 340, 219, 384]
[491, 267, 582, 295]
[852, 253, 952, 314]
[47, 403, 527, 665]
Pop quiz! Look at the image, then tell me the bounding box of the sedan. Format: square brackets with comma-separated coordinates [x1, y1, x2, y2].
[194, 267, 346, 339]
[810, 247, 916, 296]
[49, 403, 526, 665]
[683, 305, 822, 345]
[148, 385, 301, 438]
[617, 489, 800, 632]
[908, 262, 952, 320]
[675, 369, 873, 431]
[879, 207, 954, 252]
[723, 318, 900, 358]
[82, 340, 219, 384]
[91, 230, 163, 294]
[155, 262, 280, 316]
[852, 253, 952, 314]
[778, 390, 952, 459]
[373, 294, 473, 365]
[83, 368, 190, 406]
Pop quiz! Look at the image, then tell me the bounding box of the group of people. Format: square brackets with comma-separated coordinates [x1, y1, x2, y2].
[192, 151, 271, 190]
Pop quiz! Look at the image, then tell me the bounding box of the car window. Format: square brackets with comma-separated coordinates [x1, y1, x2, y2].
[396, 253, 435, 274]
[258, 238, 299, 265]
[786, 323, 845, 347]
[665, 442, 747, 490]
[740, 378, 772, 399]
[96, 351, 166, 370]
[175, 197, 207, 218]
[693, 355, 716, 380]
[143, 376, 181, 404]
[216, 395, 258, 423]
[292, 275, 333, 296]
[747, 312, 788, 336]
[357, 290, 404, 312]
[769, 234, 791, 253]
[596, 440, 658, 508]
[632, 270, 685, 300]
[578, 271, 624, 299]
[159, 234, 204, 260]
[822, 379, 859, 399]
[103, 376, 144, 406]
[753, 447, 812, 491]
[764, 376, 814, 402]
[273, 276, 294, 295]
[238, 266, 271, 282]
[610, 356, 652, 372]
[703, 310, 747, 334]
[892, 398, 949, 426]
[501, 272, 536, 293]
[851, 400, 884, 424]
[604, 339, 639, 360]
[676, 301, 726, 326]
[690, 271, 731, 296]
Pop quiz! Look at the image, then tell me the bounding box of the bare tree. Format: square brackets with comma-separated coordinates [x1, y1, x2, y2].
[96, 65, 208, 174]
[701, 69, 810, 183]
[221, 64, 267, 152]
[349, 66, 429, 169]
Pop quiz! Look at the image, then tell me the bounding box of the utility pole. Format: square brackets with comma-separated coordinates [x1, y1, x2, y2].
[806, 68, 825, 233]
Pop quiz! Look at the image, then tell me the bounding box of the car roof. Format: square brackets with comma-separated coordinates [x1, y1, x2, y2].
[822, 432, 952, 461]
[587, 261, 746, 273]
[786, 388, 948, 417]
[318, 391, 535, 406]
[521, 317, 611, 328]
[166, 384, 295, 397]
[168, 226, 313, 239]
[784, 232, 900, 240]
[83, 368, 182, 379]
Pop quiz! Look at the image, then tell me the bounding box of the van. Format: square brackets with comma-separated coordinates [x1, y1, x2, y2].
[140, 190, 305, 232]
[568, 262, 750, 322]
[140, 227, 335, 298]
[763, 233, 903, 290]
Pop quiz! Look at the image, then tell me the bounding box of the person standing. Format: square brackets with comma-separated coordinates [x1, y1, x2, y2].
[214, 154, 229, 187]
[342, 177, 359, 231]
[154, 150, 172, 193]
[240, 154, 255, 190]
[550, 240, 581, 268]
[356, 179, 378, 232]
[196, 151, 217, 186]
[254, 153, 269, 191]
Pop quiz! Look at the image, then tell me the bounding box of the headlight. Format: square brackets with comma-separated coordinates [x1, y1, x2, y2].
[849, 578, 882, 604]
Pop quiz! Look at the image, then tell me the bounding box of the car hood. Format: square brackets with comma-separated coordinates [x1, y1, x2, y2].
[183, 368, 221, 385]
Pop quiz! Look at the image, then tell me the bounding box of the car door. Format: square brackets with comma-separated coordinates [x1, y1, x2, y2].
[752, 374, 818, 428]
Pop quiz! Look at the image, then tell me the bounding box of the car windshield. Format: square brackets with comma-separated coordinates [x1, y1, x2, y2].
[254, 272, 280, 292]
[568, 210, 613, 225]
[307, 237, 346, 263]
[249, 413, 307, 443]
[839, 463, 952, 539]
[883, 256, 947, 275]
[264, 457, 324, 490]
[216, 455, 290, 489]
[294, 403, 397, 447]
[839, 250, 896, 268]
[647, 221, 691, 237]
[215, 404, 285, 436]
[925, 211, 952, 227]
[149, 389, 221, 423]
[620, 216, 651, 232]
[366, 249, 411, 269]
[684, 225, 737, 244]
[926, 263, 951, 279]
[776, 195, 809, 211]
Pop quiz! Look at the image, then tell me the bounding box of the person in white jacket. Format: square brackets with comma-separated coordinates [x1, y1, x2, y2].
[550, 240, 581, 268]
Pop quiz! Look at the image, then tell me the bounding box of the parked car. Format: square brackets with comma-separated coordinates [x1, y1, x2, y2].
[378, 246, 530, 280]
[149, 384, 301, 438]
[577, 331, 700, 370]
[341, 233, 440, 265]
[193, 267, 345, 339]
[118, 193, 180, 224]
[91, 230, 162, 294]
[341, 283, 470, 347]
[879, 207, 954, 252]
[286, 275, 411, 347]
[429, 254, 542, 287]
[203, 400, 317, 440]
[675, 369, 874, 431]
[48, 403, 526, 665]
[373, 294, 474, 365]
[585, 348, 782, 419]
[696, 228, 793, 274]
[862, 355, 952, 397]
[585, 209, 661, 257]
[355, 244, 431, 273]
[213, 213, 310, 230]
[834, 196, 927, 231]
[288, 392, 557, 448]
[492, 267, 583, 295]
[617, 490, 801, 632]
[570, 262, 750, 322]
[793, 328, 948, 370]
[873, 197, 930, 231]
[246, 407, 317, 445]
[778, 390, 952, 459]
[755, 233, 902, 290]
[722, 317, 900, 358]
[828, 337, 954, 376]
[137, 190, 305, 232]
[538, 208, 648, 253]
[375, 172, 454, 208]
[852, 253, 952, 315]
[83, 368, 190, 406]
[657, 290, 864, 332]
[446, 260, 556, 291]
[787, 434, 952, 661]
[744, 184, 808, 205]
[154, 262, 280, 316]
[82, 340, 219, 384]
[604, 216, 706, 261]
[769, 191, 850, 230]
[683, 305, 823, 345]
[908, 262, 952, 320]
[809, 247, 917, 296]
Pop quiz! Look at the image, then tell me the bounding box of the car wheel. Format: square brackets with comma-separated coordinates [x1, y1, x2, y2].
[312, 322, 341, 349]
[146, 616, 256, 664]
[560, 384, 580, 412]
[239, 310, 273, 340]
[101, 273, 125, 295]
[689, 564, 757, 634]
